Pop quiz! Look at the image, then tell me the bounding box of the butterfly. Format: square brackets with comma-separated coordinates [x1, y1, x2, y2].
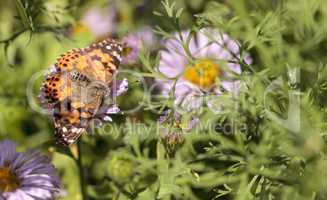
[40, 38, 123, 146]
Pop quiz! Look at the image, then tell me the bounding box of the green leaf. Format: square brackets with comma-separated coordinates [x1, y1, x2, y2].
[176, 8, 184, 18]
[14, 0, 34, 31]
[153, 11, 163, 17]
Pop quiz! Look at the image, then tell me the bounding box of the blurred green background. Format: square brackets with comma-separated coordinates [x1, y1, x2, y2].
[1, 0, 327, 199]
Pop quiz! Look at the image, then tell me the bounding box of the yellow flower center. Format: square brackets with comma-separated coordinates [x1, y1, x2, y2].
[72, 22, 90, 35]
[122, 46, 133, 56]
[184, 59, 221, 88]
[0, 167, 20, 192]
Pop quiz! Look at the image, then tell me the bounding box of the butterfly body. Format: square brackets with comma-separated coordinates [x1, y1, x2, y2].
[41, 39, 123, 146]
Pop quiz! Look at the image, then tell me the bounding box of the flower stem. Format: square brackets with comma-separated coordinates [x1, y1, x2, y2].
[77, 141, 88, 200]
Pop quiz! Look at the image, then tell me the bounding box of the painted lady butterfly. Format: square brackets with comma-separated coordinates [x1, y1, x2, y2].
[40, 38, 125, 146]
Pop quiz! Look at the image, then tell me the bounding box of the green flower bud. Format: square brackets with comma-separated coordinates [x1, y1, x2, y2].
[107, 154, 135, 183]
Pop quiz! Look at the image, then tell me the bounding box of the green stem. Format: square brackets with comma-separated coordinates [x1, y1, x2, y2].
[77, 141, 88, 200]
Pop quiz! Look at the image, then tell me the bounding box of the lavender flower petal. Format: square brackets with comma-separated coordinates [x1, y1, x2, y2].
[0, 140, 61, 200]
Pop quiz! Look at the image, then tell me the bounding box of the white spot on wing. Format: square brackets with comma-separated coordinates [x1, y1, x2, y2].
[62, 127, 67, 133]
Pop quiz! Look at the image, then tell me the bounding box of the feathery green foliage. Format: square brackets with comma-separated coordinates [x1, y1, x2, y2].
[0, 0, 327, 199]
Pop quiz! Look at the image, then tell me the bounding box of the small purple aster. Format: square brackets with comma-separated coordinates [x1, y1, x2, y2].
[82, 7, 116, 37]
[0, 140, 61, 200]
[121, 34, 142, 65]
[136, 27, 156, 48]
[156, 28, 252, 113]
[122, 27, 155, 65]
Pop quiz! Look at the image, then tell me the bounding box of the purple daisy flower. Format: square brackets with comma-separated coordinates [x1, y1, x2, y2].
[0, 140, 61, 200]
[122, 27, 155, 65]
[121, 34, 142, 65]
[82, 7, 116, 37]
[156, 28, 252, 113]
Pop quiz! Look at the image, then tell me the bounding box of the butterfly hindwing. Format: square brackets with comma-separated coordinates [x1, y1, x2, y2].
[52, 98, 92, 145]
[51, 75, 93, 145]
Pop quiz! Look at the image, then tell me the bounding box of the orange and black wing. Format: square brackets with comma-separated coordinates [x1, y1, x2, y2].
[41, 38, 123, 146]
[55, 38, 122, 84]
